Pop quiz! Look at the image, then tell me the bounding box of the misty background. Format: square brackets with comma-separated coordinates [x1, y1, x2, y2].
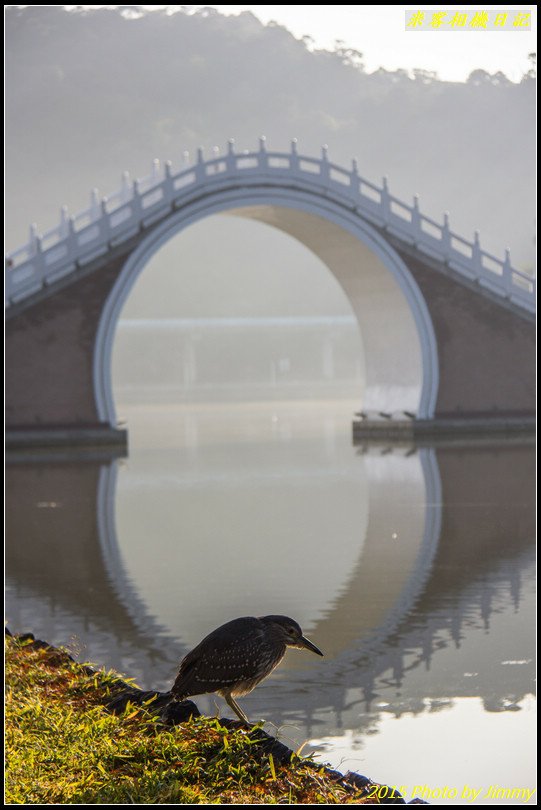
[5, 6, 535, 392]
[6, 8, 535, 259]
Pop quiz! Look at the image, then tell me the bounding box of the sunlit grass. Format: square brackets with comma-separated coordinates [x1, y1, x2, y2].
[5, 635, 385, 804]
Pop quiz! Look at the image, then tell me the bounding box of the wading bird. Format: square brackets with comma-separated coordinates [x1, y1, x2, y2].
[171, 615, 323, 723]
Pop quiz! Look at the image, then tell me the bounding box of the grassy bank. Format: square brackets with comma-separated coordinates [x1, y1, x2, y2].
[5, 633, 398, 804]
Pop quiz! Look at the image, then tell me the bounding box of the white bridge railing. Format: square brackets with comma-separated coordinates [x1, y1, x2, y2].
[5, 138, 535, 313]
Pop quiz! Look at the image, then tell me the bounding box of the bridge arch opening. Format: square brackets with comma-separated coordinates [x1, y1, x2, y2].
[96, 187, 439, 426]
[111, 214, 365, 416]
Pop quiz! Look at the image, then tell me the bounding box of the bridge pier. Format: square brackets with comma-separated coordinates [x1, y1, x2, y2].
[353, 242, 535, 440]
[5, 246, 132, 450]
[352, 415, 536, 444]
[393, 248, 535, 419]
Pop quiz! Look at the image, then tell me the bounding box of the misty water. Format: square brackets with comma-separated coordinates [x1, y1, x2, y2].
[5, 321, 535, 804]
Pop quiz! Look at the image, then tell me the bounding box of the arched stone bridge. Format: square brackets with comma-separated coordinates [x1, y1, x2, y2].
[5, 138, 535, 446]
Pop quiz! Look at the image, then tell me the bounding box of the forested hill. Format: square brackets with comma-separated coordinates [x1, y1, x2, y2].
[6, 6, 535, 268]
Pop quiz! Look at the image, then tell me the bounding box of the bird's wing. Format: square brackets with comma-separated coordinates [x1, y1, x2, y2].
[172, 621, 268, 698]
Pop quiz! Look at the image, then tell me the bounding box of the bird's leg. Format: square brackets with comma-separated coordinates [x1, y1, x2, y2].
[223, 690, 251, 725]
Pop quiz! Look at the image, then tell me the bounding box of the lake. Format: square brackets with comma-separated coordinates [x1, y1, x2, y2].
[5, 347, 536, 804]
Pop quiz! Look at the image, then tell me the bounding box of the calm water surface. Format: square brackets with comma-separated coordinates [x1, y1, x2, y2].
[6, 399, 536, 804]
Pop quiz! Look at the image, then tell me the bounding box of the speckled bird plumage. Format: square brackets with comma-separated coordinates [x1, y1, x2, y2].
[171, 615, 323, 723]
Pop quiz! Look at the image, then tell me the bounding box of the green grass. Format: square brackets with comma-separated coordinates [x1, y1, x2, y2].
[5, 635, 386, 804]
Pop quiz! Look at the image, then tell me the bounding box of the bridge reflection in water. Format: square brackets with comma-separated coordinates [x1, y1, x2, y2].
[5, 408, 535, 789]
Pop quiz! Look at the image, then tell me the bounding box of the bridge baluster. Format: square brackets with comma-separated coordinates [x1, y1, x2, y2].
[121, 171, 132, 203]
[412, 195, 421, 238]
[381, 177, 391, 224]
[163, 160, 174, 204]
[90, 189, 101, 222]
[28, 223, 46, 288]
[226, 139, 236, 171]
[59, 206, 70, 239]
[320, 145, 330, 182]
[195, 147, 205, 181]
[65, 215, 76, 263]
[55, 206, 77, 270]
[290, 138, 299, 172]
[258, 136, 268, 170]
[150, 158, 161, 187]
[29, 223, 40, 255]
[472, 230, 482, 272]
[441, 212, 451, 254]
[207, 146, 219, 176]
[503, 248, 516, 296]
[99, 199, 111, 241]
[130, 180, 143, 218]
[350, 158, 361, 197]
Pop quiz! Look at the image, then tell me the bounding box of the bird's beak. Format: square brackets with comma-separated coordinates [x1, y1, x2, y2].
[299, 635, 324, 656]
